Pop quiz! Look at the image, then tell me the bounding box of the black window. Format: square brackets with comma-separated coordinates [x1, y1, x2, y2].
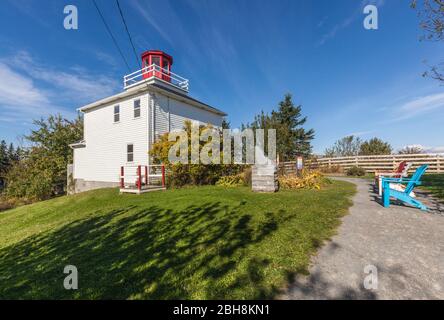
[163, 60, 169, 71]
[127, 144, 134, 162]
[134, 99, 141, 118]
[152, 56, 160, 66]
[114, 105, 120, 123]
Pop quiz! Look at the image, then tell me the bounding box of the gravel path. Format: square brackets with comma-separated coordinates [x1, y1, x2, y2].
[281, 178, 444, 300]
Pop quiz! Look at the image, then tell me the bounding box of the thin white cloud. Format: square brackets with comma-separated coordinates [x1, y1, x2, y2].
[347, 130, 374, 137]
[0, 63, 73, 123]
[393, 92, 444, 121]
[94, 51, 121, 69]
[0, 63, 50, 108]
[9, 51, 120, 102]
[317, 0, 385, 46]
[5, 0, 51, 28]
[428, 146, 444, 153]
[130, 0, 174, 46]
[0, 50, 121, 125]
[399, 144, 444, 154]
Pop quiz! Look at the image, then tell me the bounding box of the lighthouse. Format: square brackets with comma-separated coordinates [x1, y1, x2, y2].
[124, 49, 188, 92]
[70, 49, 226, 194]
[141, 50, 173, 82]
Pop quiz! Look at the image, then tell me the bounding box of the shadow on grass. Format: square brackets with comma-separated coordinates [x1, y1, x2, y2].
[422, 174, 444, 200]
[0, 201, 290, 299]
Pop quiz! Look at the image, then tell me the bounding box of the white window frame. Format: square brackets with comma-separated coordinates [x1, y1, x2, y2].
[114, 105, 120, 123]
[134, 99, 141, 119]
[127, 143, 134, 163]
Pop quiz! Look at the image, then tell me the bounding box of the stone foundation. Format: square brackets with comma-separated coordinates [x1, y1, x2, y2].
[252, 164, 279, 193]
[70, 179, 120, 194]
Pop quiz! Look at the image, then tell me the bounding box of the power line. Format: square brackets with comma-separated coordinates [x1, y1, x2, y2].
[115, 0, 141, 69]
[115, 0, 153, 96]
[92, 0, 131, 72]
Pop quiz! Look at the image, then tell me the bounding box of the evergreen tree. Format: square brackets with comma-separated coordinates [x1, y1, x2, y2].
[247, 94, 315, 161]
[7, 143, 19, 163]
[0, 140, 8, 174]
[270, 94, 315, 160]
[0, 140, 13, 190]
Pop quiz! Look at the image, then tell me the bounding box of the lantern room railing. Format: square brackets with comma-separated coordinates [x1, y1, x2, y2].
[123, 64, 189, 92]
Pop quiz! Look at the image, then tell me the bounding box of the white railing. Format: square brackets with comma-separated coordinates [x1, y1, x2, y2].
[123, 64, 189, 92]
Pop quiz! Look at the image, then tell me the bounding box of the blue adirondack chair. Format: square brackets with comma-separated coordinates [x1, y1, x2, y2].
[381, 164, 429, 211]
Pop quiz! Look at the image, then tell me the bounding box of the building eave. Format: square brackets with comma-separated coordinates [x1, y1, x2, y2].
[69, 140, 86, 149]
[77, 81, 227, 117]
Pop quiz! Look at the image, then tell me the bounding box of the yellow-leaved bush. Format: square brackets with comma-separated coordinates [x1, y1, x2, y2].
[278, 170, 331, 190]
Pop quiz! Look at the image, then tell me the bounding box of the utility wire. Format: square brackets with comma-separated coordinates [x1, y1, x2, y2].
[115, 0, 141, 69]
[115, 0, 154, 97]
[92, 0, 131, 72]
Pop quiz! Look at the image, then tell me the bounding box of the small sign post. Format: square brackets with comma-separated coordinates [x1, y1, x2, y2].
[296, 156, 304, 176]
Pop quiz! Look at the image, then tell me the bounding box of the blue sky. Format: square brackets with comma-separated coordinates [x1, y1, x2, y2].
[0, 0, 443, 154]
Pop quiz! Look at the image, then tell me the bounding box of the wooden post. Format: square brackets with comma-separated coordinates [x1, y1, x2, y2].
[137, 165, 141, 190]
[161, 164, 166, 187]
[145, 166, 148, 186]
[120, 166, 124, 188]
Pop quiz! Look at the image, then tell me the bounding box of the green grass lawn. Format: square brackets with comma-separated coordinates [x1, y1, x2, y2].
[0, 181, 355, 299]
[422, 174, 444, 201]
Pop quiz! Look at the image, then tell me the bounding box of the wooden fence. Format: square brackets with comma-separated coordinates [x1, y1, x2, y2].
[303, 153, 444, 174]
[278, 161, 299, 175]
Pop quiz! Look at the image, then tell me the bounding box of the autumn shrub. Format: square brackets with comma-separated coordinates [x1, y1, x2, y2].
[346, 166, 366, 177]
[319, 165, 343, 174]
[150, 121, 244, 188]
[216, 174, 244, 187]
[279, 170, 330, 190]
[242, 167, 252, 186]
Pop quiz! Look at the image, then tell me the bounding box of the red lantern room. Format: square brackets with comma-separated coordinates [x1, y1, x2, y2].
[141, 50, 173, 82]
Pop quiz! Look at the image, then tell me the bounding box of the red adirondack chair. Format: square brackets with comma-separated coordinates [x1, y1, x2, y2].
[375, 161, 411, 195]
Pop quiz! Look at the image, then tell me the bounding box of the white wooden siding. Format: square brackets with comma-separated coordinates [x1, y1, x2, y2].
[168, 97, 223, 130]
[154, 94, 170, 139]
[74, 93, 149, 182]
[74, 90, 224, 183]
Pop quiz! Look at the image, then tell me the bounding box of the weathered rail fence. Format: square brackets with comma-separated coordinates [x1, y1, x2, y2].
[300, 153, 444, 174]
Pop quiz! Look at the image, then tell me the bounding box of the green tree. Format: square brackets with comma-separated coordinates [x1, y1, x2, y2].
[359, 138, 393, 155]
[248, 94, 315, 161]
[5, 114, 83, 200]
[0, 140, 8, 189]
[7, 143, 20, 163]
[271, 94, 315, 160]
[0, 140, 8, 172]
[324, 136, 362, 157]
[398, 145, 424, 154]
[150, 120, 241, 187]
